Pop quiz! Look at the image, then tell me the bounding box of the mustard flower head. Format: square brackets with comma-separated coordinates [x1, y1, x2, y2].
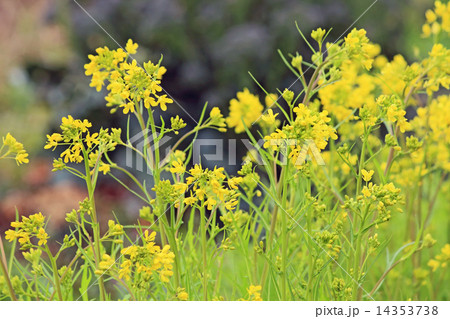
[184, 164, 241, 211]
[343, 28, 374, 70]
[351, 182, 403, 224]
[119, 231, 175, 283]
[247, 285, 263, 301]
[176, 288, 189, 301]
[377, 95, 412, 133]
[209, 107, 227, 132]
[1, 133, 29, 165]
[226, 88, 264, 133]
[361, 169, 374, 182]
[311, 28, 327, 44]
[5, 213, 49, 250]
[45, 116, 121, 174]
[84, 39, 172, 114]
[264, 103, 337, 169]
[422, 1, 450, 38]
[264, 93, 278, 108]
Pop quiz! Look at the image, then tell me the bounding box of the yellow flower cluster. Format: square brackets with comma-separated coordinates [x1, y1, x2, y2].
[152, 179, 188, 206]
[263, 103, 337, 169]
[119, 231, 175, 283]
[428, 244, 450, 271]
[45, 116, 121, 174]
[412, 95, 450, 172]
[247, 285, 263, 301]
[0, 133, 29, 165]
[359, 182, 403, 223]
[422, 1, 450, 38]
[226, 88, 264, 133]
[4, 213, 49, 250]
[84, 39, 172, 114]
[343, 28, 376, 70]
[183, 164, 242, 210]
[319, 60, 377, 122]
[209, 107, 227, 132]
[377, 95, 412, 133]
[176, 287, 189, 301]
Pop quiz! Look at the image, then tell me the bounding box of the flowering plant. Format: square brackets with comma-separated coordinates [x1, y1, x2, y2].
[0, 1, 449, 301]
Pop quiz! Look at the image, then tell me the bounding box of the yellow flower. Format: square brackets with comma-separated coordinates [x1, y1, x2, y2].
[85, 132, 99, 148]
[36, 228, 49, 246]
[170, 159, 185, 175]
[125, 39, 138, 54]
[291, 55, 303, 70]
[123, 101, 135, 114]
[265, 93, 278, 108]
[44, 133, 63, 150]
[176, 288, 189, 301]
[226, 88, 264, 133]
[119, 260, 132, 281]
[362, 186, 371, 197]
[247, 285, 263, 301]
[4, 229, 18, 242]
[15, 151, 29, 165]
[441, 244, 450, 260]
[210, 107, 222, 119]
[311, 28, 326, 43]
[98, 254, 114, 270]
[1, 133, 29, 165]
[184, 196, 197, 206]
[155, 94, 173, 111]
[361, 169, 374, 182]
[99, 163, 111, 175]
[261, 109, 278, 126]
[428, 259, 440, 272]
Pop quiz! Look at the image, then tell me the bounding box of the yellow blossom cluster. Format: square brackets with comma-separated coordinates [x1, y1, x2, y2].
[176, 287, 189, 301]
[319, 60, 377, 122]
[84, 39, 172, 114]
[428, 244, 450, 271]
[412, 95, 450, 171]
[209, 107, 227, 132]
[359, 182, 403, 223]
[45, 115, 121, 174]
[0, 133, 29, 165]
[246, 285, 262, 301]
[263, 103, 337, 169]
[226, 88, 264, 133]
[422, 1, 450, 38]
[183, 164, 242, 210]
[119, 231, 175, 283]
[343, 28, 376, 70]
[4, 213, 49, 250]
[377, 95, 412, 133]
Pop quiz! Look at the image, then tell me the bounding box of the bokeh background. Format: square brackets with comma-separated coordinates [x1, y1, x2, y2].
[0, 0, 436, 234]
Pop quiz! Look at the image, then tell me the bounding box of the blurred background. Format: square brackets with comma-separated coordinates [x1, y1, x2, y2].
[0, 0, 435, 233]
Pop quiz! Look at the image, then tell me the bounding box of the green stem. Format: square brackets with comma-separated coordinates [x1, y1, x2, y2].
[45, 245, 63, 301]
[163, 212, 181, 287]
[200, 206, 208, 300]
[81, 147, 106, 301]
[356, 129, 368, 196]
[352, 204, 370, 301]
[280, 168, 288, 300]
[0, 237, 17, 301]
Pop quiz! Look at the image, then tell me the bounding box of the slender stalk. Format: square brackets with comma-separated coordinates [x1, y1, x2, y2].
[352, 204, 370, 301]
[81, 147, 106, 301]
[163, 211, 181, 287]
[200, 206, 208, 300]
[280, 168, 288, 300]
[0, 236, 17, 301]
[45, 245, 63, 301]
